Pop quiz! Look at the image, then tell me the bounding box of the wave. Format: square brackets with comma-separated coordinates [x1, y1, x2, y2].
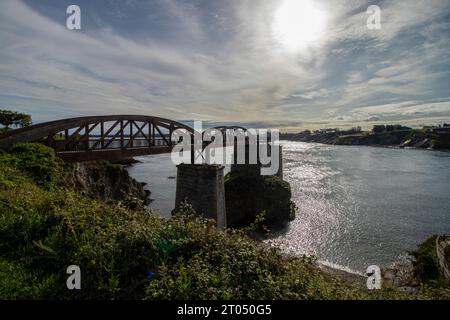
[317, 259, 367, 277]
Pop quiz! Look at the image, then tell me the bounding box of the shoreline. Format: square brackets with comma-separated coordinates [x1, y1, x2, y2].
[280, 138, 450, 152]
[317, 262, 368, 288]
[280, 127, 450, 150]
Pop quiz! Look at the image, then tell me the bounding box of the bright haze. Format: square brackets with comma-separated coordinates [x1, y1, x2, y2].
[1, 0, 450, 131]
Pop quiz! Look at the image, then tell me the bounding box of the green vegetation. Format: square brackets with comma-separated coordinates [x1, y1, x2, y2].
[0, 143, 449, 299]
[5, 143, 60, 188]
[0, 109, 31, 130]
[413, 235, 448, 289]
[96, 160, 124, 172]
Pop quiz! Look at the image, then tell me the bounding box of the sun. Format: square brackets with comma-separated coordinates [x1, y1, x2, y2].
[272, 0, 327, 51]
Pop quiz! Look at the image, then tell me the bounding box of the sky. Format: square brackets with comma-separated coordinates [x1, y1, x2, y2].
[1, 0, 450, 130]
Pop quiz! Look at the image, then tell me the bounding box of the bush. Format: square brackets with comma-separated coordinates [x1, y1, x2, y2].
[97, 160, 124, 172]
[8, 143, 59, 188]
[0, 161, 164, 299]
[0, 109, 31, 129]
[413, 235, 448, 288]
[0, 259, 57, 299]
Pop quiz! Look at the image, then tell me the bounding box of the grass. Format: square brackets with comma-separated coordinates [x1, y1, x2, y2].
[0, 143, 449, 299]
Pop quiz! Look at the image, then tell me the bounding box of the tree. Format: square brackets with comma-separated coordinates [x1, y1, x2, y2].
[0, 109, 32, 129]
[351, 126, 362, 133]
[372, 125, 386, 133]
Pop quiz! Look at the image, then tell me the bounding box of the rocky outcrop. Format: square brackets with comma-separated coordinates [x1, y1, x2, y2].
[224, 172, 295, 232]
[111, 157, 141, 166]
[381, 261, 420, 294]
[66, 161, 150, 206]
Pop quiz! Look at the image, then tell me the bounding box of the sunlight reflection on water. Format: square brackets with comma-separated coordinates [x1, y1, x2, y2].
[267, 141, 450, 272]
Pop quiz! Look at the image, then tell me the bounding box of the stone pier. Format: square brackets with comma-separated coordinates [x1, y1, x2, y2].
[174, 164, 226, 228]
[230, 143, 283, 178]
[270, 145, 283, 179]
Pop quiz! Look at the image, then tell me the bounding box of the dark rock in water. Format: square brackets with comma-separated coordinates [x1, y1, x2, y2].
[144, 190, 153, 202]
[224, 172, 295, 232]
[167, 176, 176, 179]
[67, 161, 151, 206]
[111, 157, 141, 166]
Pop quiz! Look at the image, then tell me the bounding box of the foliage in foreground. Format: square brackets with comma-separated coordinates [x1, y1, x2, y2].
[413, 235, 449, 289]
[0, 143, 449, 300]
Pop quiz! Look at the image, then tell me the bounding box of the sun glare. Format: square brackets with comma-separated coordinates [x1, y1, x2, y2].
[272, 0, 327, 51]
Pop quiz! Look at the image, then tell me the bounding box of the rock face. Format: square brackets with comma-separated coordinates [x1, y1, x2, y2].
[67, 161, 150, 205]
[381, 261, 420, 294]
[224, 172, 295, 231]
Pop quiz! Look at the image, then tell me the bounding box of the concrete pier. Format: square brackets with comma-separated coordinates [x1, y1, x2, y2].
[174, 164, 226, 228]
[270, 145, 283, 179]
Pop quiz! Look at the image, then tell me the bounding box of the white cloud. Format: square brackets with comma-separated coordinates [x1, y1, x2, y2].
[291, 88, 332, 100]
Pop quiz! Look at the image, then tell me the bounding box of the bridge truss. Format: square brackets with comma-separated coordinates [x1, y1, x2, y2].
[0, 115, 194, 162]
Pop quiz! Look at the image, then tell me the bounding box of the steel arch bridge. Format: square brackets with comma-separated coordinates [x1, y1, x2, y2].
[0, 115, 195, 162]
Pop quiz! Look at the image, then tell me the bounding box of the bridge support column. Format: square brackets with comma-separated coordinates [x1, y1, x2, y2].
[230, 144, 283, 178]
[230, 143, 261, 177]
[271, 145, 283, 179]
[174, 164, 226, 228]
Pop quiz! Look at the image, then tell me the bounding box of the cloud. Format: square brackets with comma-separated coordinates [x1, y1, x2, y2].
[291, 88, 332, 100]
[351, 100, 450, 120]
[0, 0, 322, 123]
[0, 0, 449, 128]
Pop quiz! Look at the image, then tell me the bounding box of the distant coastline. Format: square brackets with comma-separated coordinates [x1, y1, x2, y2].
[280, 124, 450, 150]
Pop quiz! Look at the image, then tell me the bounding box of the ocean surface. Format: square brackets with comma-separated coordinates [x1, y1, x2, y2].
[128, 142, 450, 274]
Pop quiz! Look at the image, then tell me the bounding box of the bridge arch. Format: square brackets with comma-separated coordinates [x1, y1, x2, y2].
[0, 115, 194, 162]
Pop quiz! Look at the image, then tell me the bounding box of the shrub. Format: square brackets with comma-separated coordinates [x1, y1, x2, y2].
[0, 161, 164, 299]
[0, 259, 57, 299]
[0, 109, 31, 129]
[8, 143, 59, 188]
[413, 235, 448, 288]
[97, 160, 124, 172]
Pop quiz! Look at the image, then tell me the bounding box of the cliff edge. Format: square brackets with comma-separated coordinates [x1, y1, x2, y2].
[67, 161, 150, 206]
